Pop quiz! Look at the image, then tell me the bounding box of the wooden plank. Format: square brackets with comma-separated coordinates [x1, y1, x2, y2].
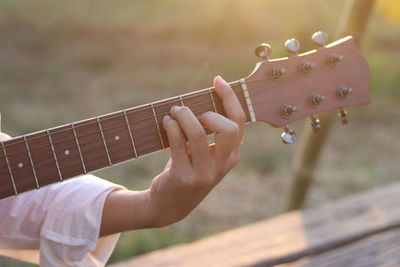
[284, 229, 400, 267]
[109, 183, 400, 267]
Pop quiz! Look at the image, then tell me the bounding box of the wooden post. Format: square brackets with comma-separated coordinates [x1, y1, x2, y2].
[283, 0, 376, 211]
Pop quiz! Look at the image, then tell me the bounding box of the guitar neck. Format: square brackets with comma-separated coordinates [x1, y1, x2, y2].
[0, 80, 252, 200]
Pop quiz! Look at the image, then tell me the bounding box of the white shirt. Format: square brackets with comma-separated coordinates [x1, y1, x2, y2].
[0, 174, 125, 266]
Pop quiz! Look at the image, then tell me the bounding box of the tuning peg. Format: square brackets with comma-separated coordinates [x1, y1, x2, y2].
[311, 31, 328, 47]
[300, 61, 316, 73]
[338, 108, 348, 125]
[281, 125, 296, 144]
[280, 104, 297, 119]
[269, 66, 286, 79]
[328, 53, 344, 65]
[309, 93, 326, 108]
[310, 115, 321, 133]
[255, 43, 272, 60]
[284, 38, 300, 55]
[336, 86, 352, 101]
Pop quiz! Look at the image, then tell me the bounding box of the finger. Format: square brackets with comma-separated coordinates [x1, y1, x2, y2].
[213, 76, 246, 151]
[164, 158, 172, 170]
[198, 111, 238, 163]
[162, 115, 191, 167]
[170, 105, 210, 172]
[0, 133, 11, 141]
[214, 76, 246, 126]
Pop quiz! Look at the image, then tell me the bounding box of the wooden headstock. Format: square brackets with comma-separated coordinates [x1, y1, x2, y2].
[244, 35, 370, 132]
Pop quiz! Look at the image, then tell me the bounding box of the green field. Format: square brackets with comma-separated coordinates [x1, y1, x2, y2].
[0, 0, 399, 265]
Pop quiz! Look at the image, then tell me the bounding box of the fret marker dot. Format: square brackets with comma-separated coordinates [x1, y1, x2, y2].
[65, 150, 70, 156]
[115, 135, 120, 141]
[18, 162, 23, 168]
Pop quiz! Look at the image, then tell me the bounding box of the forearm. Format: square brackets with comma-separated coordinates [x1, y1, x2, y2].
[100, 189, 154, 236]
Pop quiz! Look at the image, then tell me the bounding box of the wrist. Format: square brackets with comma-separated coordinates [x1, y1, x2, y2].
[127, 189, 157, 229]
[147, 184, 185, 228]
[138, 189, 161, 228]
[147, 187, 169, 228]
[100, 189, 156, 236]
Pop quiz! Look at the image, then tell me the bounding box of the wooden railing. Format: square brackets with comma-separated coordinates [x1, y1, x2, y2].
[110, 183, 400, 266]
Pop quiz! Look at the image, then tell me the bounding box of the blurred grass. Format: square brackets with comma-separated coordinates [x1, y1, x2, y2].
[0, 0, 399, 266]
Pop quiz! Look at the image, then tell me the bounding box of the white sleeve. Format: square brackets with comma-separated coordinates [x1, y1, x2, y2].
[0, 174, 125, 267]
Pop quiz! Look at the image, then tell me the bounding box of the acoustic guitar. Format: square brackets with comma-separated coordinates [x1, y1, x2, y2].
[0, 31, 370, 200]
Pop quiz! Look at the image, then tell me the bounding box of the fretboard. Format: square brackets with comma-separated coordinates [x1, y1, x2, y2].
[0, 81, 252, 200]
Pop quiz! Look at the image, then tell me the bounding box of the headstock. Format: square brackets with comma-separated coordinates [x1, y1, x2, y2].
[246, 31, 370, 144]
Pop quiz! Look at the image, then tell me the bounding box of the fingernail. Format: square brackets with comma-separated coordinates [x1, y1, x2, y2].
[215, 75, 227, 86]
[163, 115, 172, 122]
[170, 105, 179, 112]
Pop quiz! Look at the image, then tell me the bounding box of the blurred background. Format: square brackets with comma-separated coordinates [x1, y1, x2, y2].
[0, 0, 399, 266]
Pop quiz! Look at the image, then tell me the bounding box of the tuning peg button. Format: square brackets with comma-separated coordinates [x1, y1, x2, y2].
[312, 31, 328, 47]
[285, 38, 300, 55]
[281, 125, 296, 144]
[255, 43, 272, 60]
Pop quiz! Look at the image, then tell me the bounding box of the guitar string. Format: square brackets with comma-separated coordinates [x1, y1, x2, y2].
[0, 84, 237, 159]
[0, 75, 268, 162]
[0, 95, 229, 162]
[0, 80, 242, 150]
[0, 74, 272, 150]
[1, 75, 277, 176]
[0, 104, 222, 174]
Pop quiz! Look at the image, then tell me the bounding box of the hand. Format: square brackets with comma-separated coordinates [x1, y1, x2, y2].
[100, 76, 246, 235]
[147, 76, 246, 226]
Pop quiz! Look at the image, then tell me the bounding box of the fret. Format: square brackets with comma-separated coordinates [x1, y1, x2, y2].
[24, 136, 39, 189]
[100, 111, 137, 164]
[208, 88, 218, 113]
[3, 137, 38, 193]
[153, 98, 182, 148]
[123, 110, 138, 158]
[240, 79, 256, 122]
[47, 130, 63, 181]
[181, 90, 216, 117]
[231, 82, 251, 122]
[179, 95, 185, 106]
[49, 125, 85, 179]
[96, 116, 112, 166]
[151, 103, 165, 149]
[71, 123, 87, 173]
[73, 119, 111, 172]
[125, 105, 163, 156]
[0, 142, 17, 196]
[210, 89, 226, 116]
[26, 131, 63, 186]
